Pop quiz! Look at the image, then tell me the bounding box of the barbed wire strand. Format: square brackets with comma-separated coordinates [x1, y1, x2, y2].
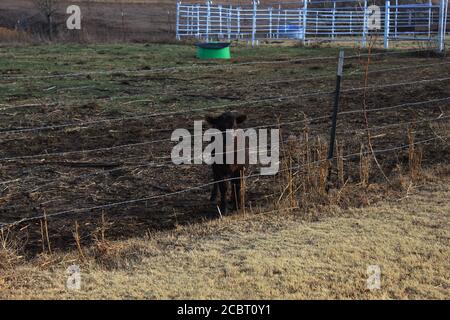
[2, 73, 450, 136]
[0, 48, 431, 82]
[3, 59, 449, 111]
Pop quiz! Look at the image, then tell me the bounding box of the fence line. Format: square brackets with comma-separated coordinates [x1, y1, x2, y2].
[0, 92, 328, 135]
[0, 54, 340, 81]
[342, 75, 450, 92]
[1, 112, 448, 199]
[2, 58, 450, 111]
[1, 93, 449, 163]
[176, 0, 448, 50]
[338, 96, 450, 115]
[2, 71, 450, 136]
[1, 134, 447, 230]
[0, 48, 435, 82]
[336, 114, 450, 134]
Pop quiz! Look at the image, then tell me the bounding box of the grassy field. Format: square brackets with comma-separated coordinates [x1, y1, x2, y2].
[1, 174, 448, 299]
[0, 42, 449, 299]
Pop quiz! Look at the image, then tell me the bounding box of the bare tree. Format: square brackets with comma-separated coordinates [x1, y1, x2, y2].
[33, 0, 57, 41]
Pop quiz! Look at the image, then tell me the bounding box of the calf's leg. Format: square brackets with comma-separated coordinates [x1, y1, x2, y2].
[210, 182, 218, 202]
[231, 175, 241, 211]
[210, 168, 220, 202]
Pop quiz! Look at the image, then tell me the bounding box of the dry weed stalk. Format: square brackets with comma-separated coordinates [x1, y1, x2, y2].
[359, 144, 371, 187]
[316, 137, 330, 195]
[91, 214, 121, 268]
[286, 135, 298, 208]
[0, 229, 9, 252]
[93, 211, 114, 244]
[240, 168, 246, 215]
[336, 141, 345, 187]
[101, 212, 106, 242]
[0, 228, 21, 269]
[294, 135, 331, 211]
[73, 221, 85, 261]
[39, 220, 45, 254]
[288, 155, 296, 208]
[361, 35, 392, 186]
[408, 127, 423, 181]
[303, 125, 311, 185]
[39, 210, 52, 255]
[276, 135, 299, 211]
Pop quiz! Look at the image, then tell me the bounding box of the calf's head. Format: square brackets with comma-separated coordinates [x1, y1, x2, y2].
[205, 112, 247, 132]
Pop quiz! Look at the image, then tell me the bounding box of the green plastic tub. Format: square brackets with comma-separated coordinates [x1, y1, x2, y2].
[196, 42, 231, 59]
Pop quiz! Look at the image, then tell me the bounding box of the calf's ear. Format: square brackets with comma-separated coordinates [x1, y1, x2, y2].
[236, 114, 247, 124]
[205, 115, 217, 125]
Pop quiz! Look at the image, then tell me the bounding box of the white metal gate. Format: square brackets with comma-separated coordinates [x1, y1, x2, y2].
[176, 0, 449, 51]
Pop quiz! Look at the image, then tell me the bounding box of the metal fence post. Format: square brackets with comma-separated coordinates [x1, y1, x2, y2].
[228, 5, 232, 40]
[362, 0, 368, 47]
[303, 0, 308, 44]
[206, 1, 211, 42]
[316, 11, 319, 35]
[332, 1, 336, 39]
[190, 6, 195, 36]
[438, 0, 446, 52]
[191, 6, 195, 36]
[277, 4, 281, 38]
[326, 50, 344, 192]
[237, 7, 241, 39]
[350, 11, 353, 34]
[269, 7, 273, 38]
[384, 0, 390, 49]
[218, 5, 223, 38]
[327, 50, 345, 181]
[176, 1, 181, 40]
[284, 10, 287, 35]
[196, 4, 200, 38]
[441, 0, 449, 52]
[186, 6, 190, 35]
[394, 0, 398, 38]
[428, 0, 432, 39]
[252, 0, 259, 46]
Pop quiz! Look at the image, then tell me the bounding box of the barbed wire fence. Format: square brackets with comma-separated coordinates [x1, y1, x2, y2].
[1, 133, 447, 229]
[0, 48, 449, 249]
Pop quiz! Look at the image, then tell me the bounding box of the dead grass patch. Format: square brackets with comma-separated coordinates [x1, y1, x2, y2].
[0, 178, 448, 299]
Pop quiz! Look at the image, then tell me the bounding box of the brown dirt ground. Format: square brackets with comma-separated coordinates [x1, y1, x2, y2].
[0, 47, 449, 257]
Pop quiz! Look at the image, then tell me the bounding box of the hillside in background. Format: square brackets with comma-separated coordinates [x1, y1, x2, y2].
[1, 0, 445, 43]
[0, 0, 273, 42]
[0, 0, 177, 42]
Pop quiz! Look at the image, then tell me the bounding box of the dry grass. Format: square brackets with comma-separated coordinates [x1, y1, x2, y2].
[408, 126, 424, 182]
[0, 172, 448, 299]
[0, 229, 23, 270]
[0, 27, 28, 43]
